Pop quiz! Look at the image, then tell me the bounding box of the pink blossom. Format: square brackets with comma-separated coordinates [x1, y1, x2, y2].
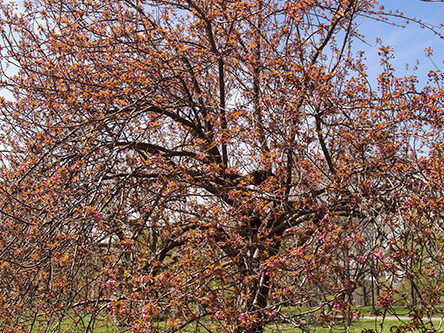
[103, 279, 116, 287]
[238, 312, 248, 321]
[373, 249, 384, 260]
[93, 212, 103, 220]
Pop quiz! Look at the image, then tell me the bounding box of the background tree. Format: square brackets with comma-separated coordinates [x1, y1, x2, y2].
[0, 0, 442, 332]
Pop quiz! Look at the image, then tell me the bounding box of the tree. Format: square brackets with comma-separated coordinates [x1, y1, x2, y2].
[0, 0, 442, 332]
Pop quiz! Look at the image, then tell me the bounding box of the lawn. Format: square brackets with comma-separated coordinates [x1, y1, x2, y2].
[25, 305, 443, 332]
[264, 319, 443, 333]
[46, 317, 442, 333]
[139, 318, 442, 333]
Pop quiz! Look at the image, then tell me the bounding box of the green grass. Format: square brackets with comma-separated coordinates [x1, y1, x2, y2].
[265, 320, 419, 333]
[24, 305, 443, 332]
[135, 320, 416, 333]
[357, 305, 444, 317]
[36, 318, 441, 333]
[28, 315, 119, 333]
[283, 305, 443, 317]
[357, 305, 409, 316]
[135, 319, 442, 333]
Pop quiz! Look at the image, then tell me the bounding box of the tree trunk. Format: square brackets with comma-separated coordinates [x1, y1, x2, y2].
[234, 240, 279, 333]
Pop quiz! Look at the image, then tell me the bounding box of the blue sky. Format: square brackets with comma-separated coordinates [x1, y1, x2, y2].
[357, 0, 444, 87]
[3, 0, 443, 92]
